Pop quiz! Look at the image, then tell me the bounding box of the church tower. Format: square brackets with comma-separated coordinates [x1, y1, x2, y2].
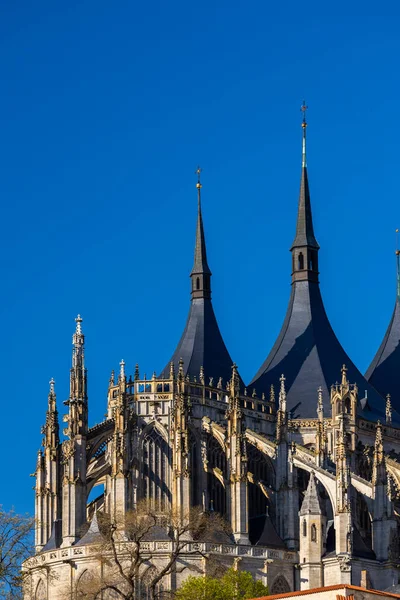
[250, 104, 384, 420]
[299, 472, 326, 590]
[162, 169, 242, 387]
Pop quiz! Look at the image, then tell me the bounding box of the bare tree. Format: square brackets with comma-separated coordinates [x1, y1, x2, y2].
[0, 506, 34, 599]
[73, 501, 231, 600]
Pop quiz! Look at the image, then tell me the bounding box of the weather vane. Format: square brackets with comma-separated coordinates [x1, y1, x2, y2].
[301, 100, 308, 128]
[195, 166, 202, 188]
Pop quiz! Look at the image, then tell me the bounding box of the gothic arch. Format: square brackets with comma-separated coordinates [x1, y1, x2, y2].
[292, 457, 336, 511]
[188, 425, 201, 506]
[354, 490, 372, 548]
[246, 442, 275, 543]
[202, 418, 226, 452]
[77, 570, 95, 599]
[140, 565, 164, 600]
[270, 575, 290, 594]
[140, 420, 168, 444]
[35, 580, 46, 600]
[140, 422, 172, 509]
[206, 433, 227, 514]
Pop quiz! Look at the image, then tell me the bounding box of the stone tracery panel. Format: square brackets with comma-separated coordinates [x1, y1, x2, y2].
[141, 423, 172, 509]
[270, 575, 290, 594]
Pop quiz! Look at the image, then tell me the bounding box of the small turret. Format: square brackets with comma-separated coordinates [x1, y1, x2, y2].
[299, 472, 326, 590]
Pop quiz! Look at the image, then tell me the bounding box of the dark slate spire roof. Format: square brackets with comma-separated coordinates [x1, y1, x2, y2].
[250, 108, 388, 421]
[290, 115, 319, 252]
[191, 171, 211, 278]
[366, 255, 400, 412]
[299, 471, 323, 516]
[161, 172, 241, 387]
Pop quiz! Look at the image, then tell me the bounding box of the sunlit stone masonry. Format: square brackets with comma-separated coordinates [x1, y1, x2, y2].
[24, 113, 400, 598]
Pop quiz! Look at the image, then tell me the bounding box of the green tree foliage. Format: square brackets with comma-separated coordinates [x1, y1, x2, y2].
[175, 568, 268, 600]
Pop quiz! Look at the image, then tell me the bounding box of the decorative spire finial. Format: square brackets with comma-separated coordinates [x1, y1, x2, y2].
[75, 314, 83, 335]
[341, 364, 348, 386]
[178, 357, 184, 380]
[301, 100, 308, 168]
[270, 384, 275, 404]
[119, 359, 125, 379]
[317, 386, 323, 413]
[169, 361, 175, 379]
[49, 377, 55, 396]
[386, 393, 392, 424]
[279, 374, 286, 412]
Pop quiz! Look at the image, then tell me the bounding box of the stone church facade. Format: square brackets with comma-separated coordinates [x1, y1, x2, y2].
[24, 114, 400, 598]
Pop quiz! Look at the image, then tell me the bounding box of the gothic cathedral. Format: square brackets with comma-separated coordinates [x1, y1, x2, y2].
[25, 112, 400, 598]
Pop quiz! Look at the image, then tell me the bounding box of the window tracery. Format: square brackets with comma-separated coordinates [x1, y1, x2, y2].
[141, 425, 171, 509]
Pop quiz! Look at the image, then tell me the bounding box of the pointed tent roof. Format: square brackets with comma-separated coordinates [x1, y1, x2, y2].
[256, 513, 285, 548]
[299, 472, 324, 516]
[75, 511, 103, 546]
[250, 109, 389, 422]
[366, 255, 400, 412]
[161, 174, 242, 387]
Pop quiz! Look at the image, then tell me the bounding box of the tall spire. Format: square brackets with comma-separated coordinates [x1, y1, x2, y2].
[161, 170, 241, 387]
[191, 166, 212, 299]
[291, 102, 319, 284]
[43, 378, 59, 449]
[64, 315, 88, 438]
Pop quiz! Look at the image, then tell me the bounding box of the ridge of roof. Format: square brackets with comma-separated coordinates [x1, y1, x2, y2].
[254, 584, 400, 600]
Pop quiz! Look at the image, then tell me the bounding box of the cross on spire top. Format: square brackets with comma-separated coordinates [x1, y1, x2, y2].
[195, 166, 202, 189]
[301, 100, 308, 127]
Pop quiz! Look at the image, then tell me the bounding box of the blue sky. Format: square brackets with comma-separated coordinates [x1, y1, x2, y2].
[1, 1, 400, 514]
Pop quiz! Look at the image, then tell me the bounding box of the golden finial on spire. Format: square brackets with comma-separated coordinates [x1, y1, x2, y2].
[195, 165, 202, 189]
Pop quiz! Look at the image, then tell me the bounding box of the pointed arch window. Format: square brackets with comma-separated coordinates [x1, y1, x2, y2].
[196, 277, 200, 290]
[298, 253, 304, 270]
[141, 425, 172, 509]
[311, 523, 317, 542]
[303, 519, 307, 537]
[271, 576, 290, 594]
[35, 580, 46, 600]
